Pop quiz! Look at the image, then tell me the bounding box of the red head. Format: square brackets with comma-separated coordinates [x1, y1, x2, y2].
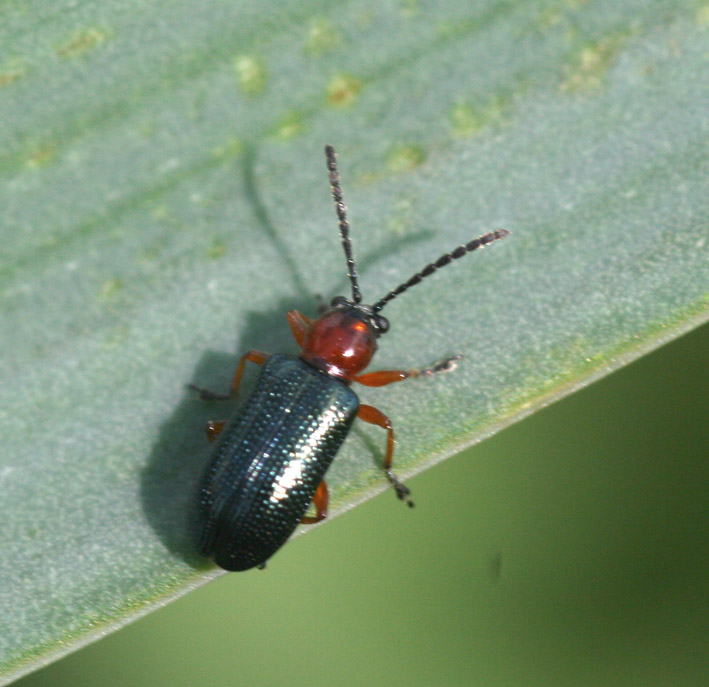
[310, 145, 508, 382]
[300, 298, 389, 380]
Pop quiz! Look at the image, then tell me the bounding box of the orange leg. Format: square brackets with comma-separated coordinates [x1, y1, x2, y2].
[190, 349, 269, 400]
[357, 404, 414, 507]
[354, 354, 462, 387]
[228, 350, 269, 394]
[205, 420, 226, 442]
[286, 309, 313, 348]
[300, 480, 329, 524]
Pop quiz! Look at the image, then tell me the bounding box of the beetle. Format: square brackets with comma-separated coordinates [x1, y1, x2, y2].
[194, 145, 509, 571]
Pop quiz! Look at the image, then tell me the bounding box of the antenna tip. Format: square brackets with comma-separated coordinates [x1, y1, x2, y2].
[325, 144, 335, 156]
[495, 229, 510, 239]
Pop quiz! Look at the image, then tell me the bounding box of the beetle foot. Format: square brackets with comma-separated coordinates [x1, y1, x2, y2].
[411, 354, 463, 378]
[387, 470, 414, 508]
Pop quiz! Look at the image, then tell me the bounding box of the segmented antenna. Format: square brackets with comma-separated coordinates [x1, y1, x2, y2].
[372, 229, 510, 312]
[325, 145, 362, 304]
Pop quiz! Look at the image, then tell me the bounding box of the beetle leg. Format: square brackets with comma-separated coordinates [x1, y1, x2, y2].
[353, 354, 462, 387]
[300, 480, 329, 524]
[190, 349, 269, 400]
[229, 350, 269, 393]
[286, 309, 313, 347]
[353, 369, 409, 387]
[357, 404, 414, 507]
[205, 420, 226, 442]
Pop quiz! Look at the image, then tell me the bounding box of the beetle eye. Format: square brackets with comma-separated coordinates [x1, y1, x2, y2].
[330, 295, 350, 308]
[375, 316, 389, 333]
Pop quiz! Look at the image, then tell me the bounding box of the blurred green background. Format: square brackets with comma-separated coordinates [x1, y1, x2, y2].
[15, 322, 708, 687]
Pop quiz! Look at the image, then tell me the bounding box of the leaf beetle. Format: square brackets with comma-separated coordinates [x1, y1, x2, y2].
[194, 145, 509, 571]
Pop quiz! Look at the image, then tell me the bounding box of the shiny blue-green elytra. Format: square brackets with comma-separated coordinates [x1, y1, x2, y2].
[198, 354, 359, 571]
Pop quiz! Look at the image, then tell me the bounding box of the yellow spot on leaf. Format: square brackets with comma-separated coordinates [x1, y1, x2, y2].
[26, 143, 57, 168]
[697, 4, 709, 26]
[561, 33, 630, 93]
[386, 145, 426, 173]
[151, 205, 170, 221]
[270, 111, 305, 141]
[449, 97, 506, 138]
[386, 199, 414, 236]
[100, 278, 123, 300]
[0, 61, 25, 87]
[56, 27, 110, 58]
[207, 239, 228, 259]
[399, 0, 421, 18]
[305, 18, 340, 56]
[326, 74, 362, 107]
[537, 7, 563, 29]
[212, 138, 244, 159]
[234, 55, 267, 95]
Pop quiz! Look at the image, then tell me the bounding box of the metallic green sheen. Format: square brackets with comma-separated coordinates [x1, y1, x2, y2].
[198, 354, 360, 571]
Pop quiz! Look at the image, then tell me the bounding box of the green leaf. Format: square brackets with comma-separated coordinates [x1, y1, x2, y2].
[1, 0, 707, 681]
